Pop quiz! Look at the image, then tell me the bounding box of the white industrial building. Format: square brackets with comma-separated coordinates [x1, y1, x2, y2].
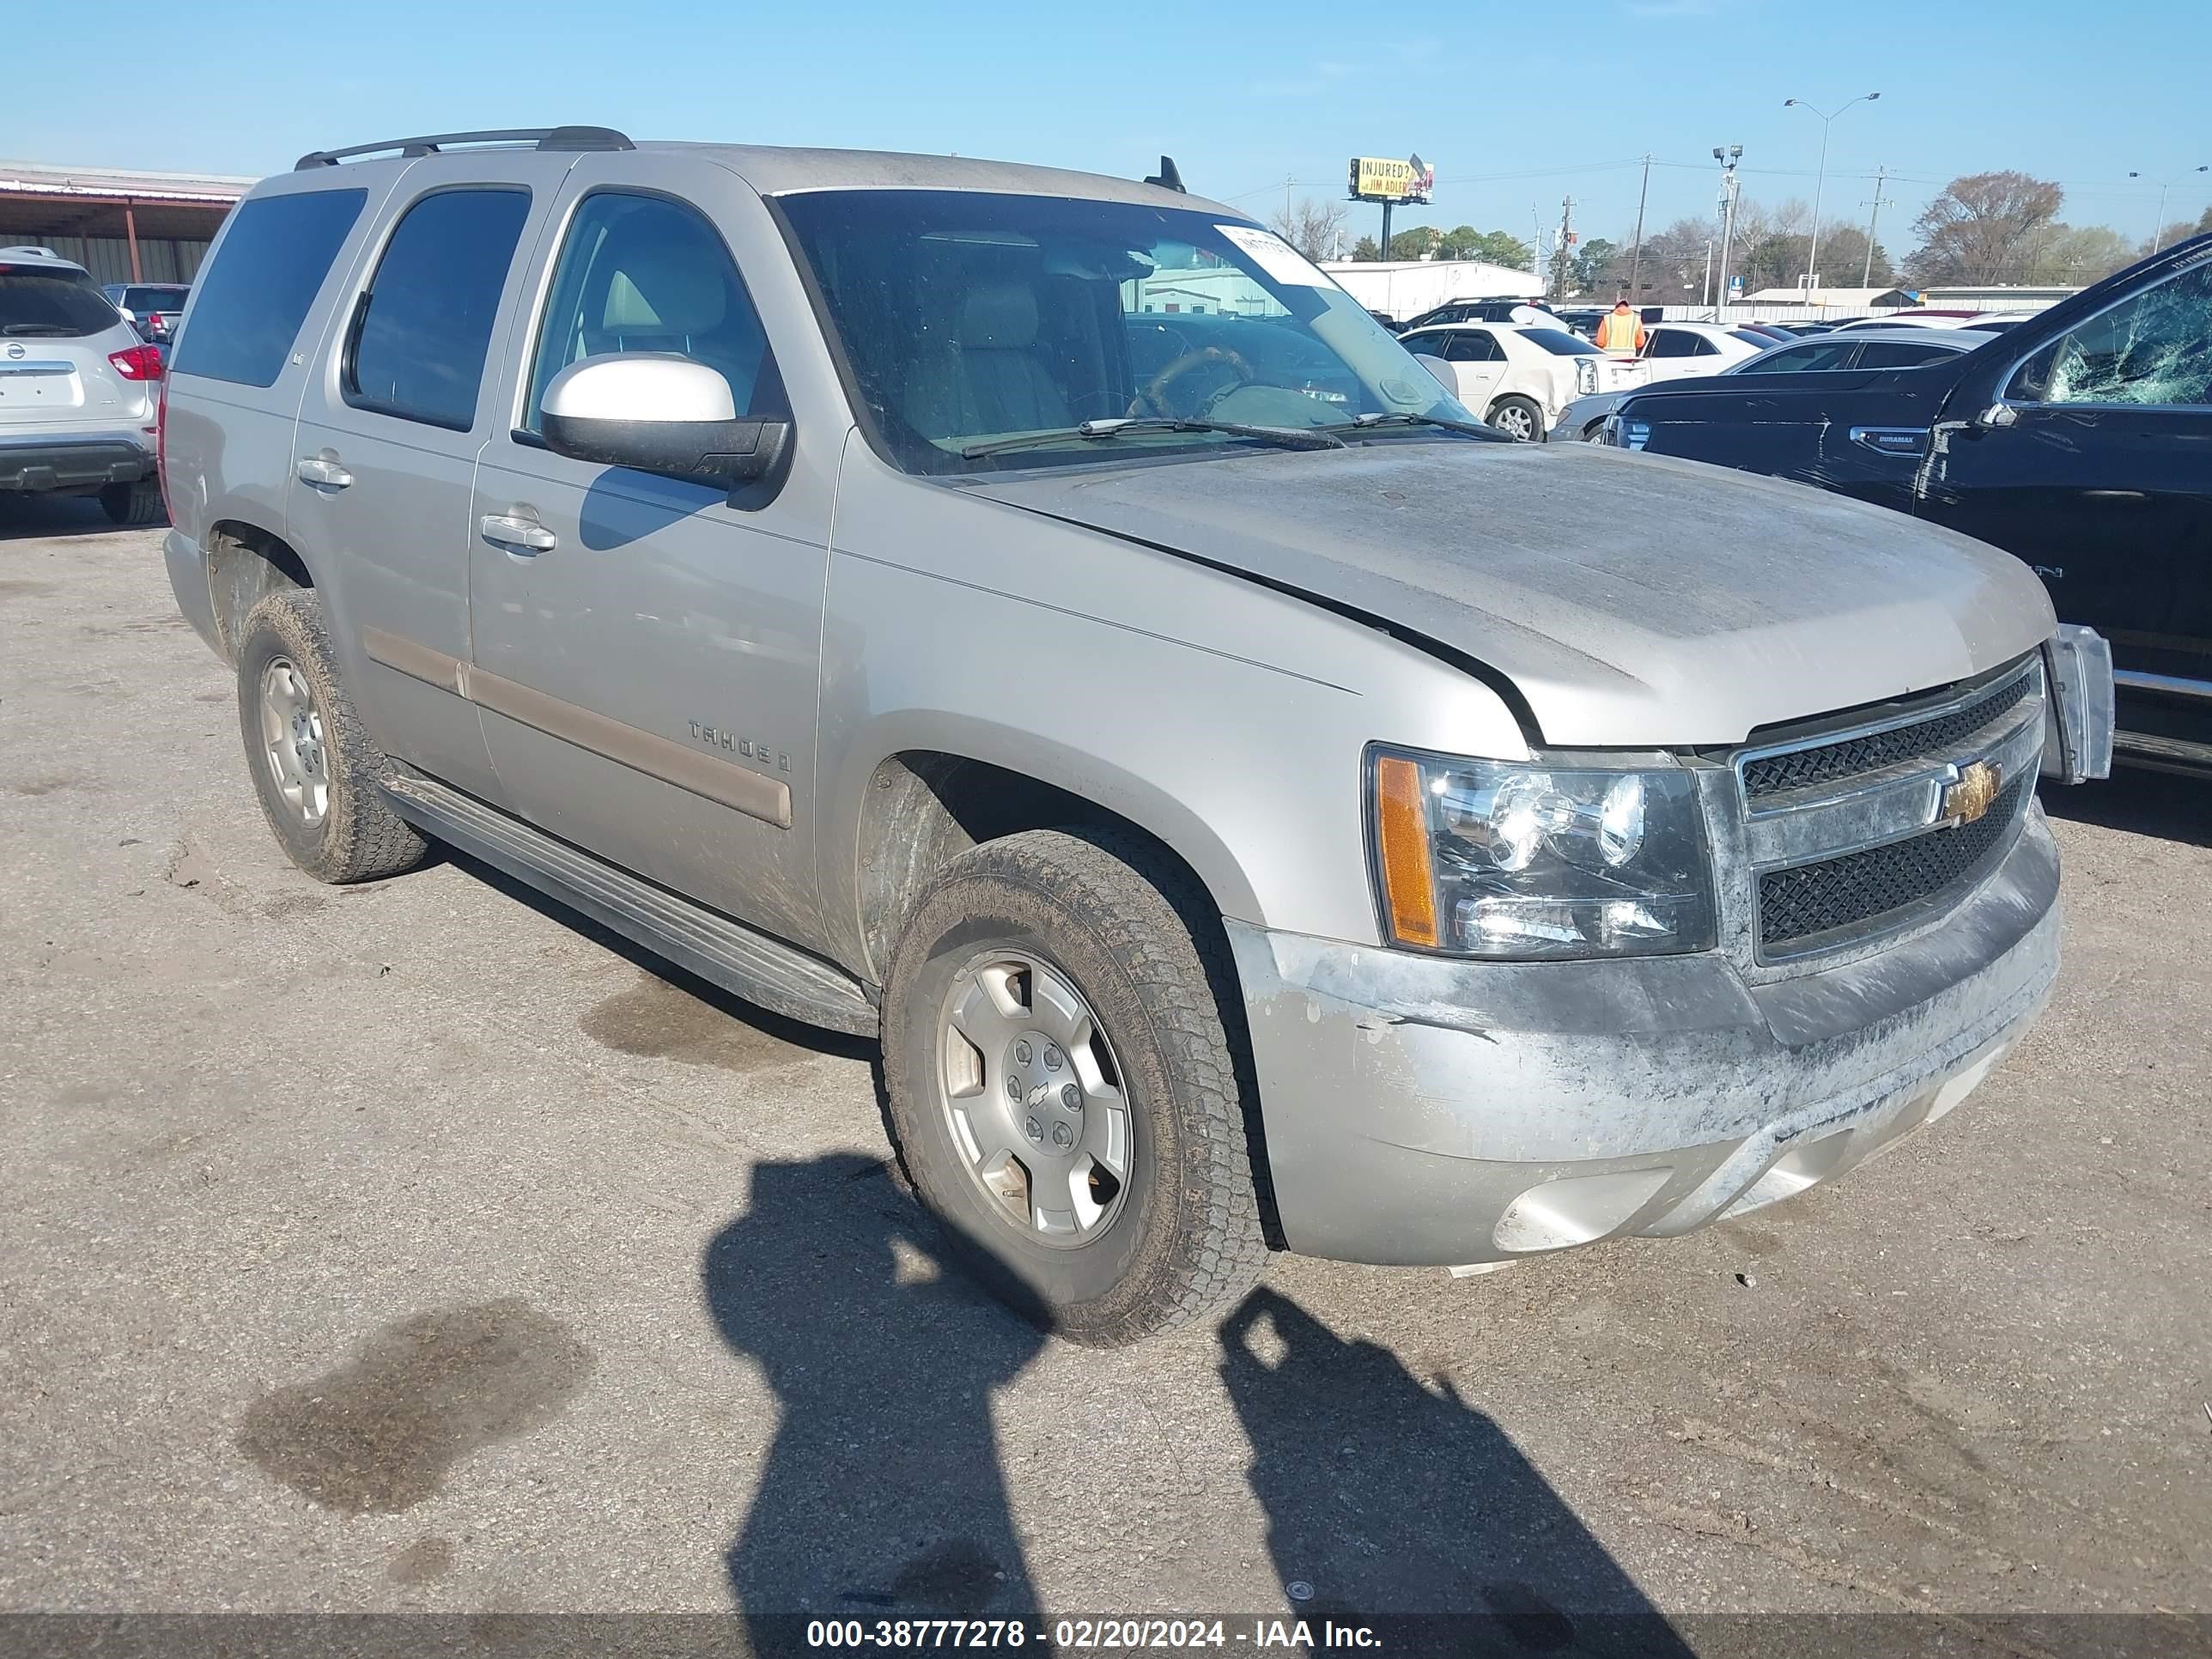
[1319, 258, 1537, 320]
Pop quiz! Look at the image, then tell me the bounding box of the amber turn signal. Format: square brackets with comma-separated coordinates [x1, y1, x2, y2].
[1373, 754, 1439, 947]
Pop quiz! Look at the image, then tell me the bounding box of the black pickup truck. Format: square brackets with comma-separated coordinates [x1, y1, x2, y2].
[1607, 234, 2212, 777]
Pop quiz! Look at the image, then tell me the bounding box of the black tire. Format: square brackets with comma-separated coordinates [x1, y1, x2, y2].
[234, 589, 427, 884]
[1486, 394, 1547, 442]
[1581, 418, 1610, 443]
[879, 829, 1268, 1346]
[100, 480, 166, 526]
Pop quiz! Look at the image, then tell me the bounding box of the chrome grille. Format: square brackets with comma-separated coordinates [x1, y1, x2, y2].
[1733, 656, 2045, 964]
[1741, 672, 2035, 800]
[1759, 778, 2027, 950]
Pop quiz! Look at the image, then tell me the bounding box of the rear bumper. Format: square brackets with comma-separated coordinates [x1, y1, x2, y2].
[1231, 806, 2061, 1267]
[0, 433, 154, 491]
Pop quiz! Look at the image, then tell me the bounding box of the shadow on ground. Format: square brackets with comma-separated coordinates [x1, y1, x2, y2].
[0, 493, 155, 543]
[703, 1154, 1690, 1655]
[2039, 769, 2212, 851]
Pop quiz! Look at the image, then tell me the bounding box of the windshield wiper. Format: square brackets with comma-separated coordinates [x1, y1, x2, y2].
[1322, 411, 1510, 442]
[0, 323, 78, 337]
[960, 416, 1346, 461]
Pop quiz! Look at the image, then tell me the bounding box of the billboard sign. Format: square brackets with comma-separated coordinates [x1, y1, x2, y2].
[1348, 155, 1435, 204]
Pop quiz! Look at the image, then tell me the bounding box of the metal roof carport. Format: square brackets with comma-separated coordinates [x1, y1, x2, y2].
[0, 161, 253, 286]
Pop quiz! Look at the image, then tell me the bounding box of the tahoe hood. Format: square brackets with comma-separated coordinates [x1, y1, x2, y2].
[962, 439, 2057, 746]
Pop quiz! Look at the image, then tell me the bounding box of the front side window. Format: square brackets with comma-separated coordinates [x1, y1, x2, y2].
[2008, 258, 2212, 409]
[525, 191, 781, 431]
[170, 189, 364, 387]
[776, 189, 1471, 474]
[0, 264, 118, 338]
[344, 188, 532, 430]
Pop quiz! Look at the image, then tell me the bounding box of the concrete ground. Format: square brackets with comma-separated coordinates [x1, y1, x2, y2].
[3, 495, 2208, 1646]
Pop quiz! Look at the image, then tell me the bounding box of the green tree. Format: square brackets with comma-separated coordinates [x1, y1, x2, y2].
[1352, 234, 1382, 262]
[1571, 236, 1620, 294]
[1386, 226, 1442, 260]
[2036, 223, 2136, 283]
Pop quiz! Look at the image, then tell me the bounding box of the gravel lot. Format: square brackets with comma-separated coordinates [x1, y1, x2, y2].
[3, 495, 2208, 1647]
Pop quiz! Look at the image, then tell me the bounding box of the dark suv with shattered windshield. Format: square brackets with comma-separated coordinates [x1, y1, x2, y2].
[1608, 234, 2212, 777]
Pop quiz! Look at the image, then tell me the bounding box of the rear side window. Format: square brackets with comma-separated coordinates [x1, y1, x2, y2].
[1647, 330, 1698, 358]
[0, 267, 118, 339]
[344, 189, 532, 431]
[170, 189, 365, 387]
[1855, 339, 1956, 369]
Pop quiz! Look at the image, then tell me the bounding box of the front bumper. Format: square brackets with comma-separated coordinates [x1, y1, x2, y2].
[0, 432, 154, 492]
[1231, 806, 2060, 1266]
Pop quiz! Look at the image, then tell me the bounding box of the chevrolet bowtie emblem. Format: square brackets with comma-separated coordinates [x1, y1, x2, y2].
[1942, 759, 2003, 826]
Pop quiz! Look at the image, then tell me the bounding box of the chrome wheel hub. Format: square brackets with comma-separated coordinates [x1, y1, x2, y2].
[937, 950, 1131, 1248]
[258, 657, 330, 828]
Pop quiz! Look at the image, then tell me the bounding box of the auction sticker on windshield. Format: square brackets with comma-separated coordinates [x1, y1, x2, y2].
[1215, 224, 1331, 288]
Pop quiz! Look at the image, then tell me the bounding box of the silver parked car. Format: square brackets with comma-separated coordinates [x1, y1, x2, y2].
[2, 246, 167, 525]
[161, 128, 2108, 1345]
[102, 281, 192, 343]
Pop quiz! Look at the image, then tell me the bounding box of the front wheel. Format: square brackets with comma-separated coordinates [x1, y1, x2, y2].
[1486, 395, 1547, 442]
[879, 830, 1268, 1346]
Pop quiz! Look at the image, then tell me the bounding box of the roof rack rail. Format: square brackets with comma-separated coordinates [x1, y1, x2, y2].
[294, 126, 634, 170]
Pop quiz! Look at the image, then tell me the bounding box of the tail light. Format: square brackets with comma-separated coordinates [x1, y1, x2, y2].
[108, 343, 165, 381]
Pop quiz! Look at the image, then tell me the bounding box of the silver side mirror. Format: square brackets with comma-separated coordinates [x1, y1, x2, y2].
[541, 353, 790, 483]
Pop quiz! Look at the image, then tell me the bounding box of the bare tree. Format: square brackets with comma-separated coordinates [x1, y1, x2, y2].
[1268, 196, 1351, 262]
[1906, 172, 2065, 285]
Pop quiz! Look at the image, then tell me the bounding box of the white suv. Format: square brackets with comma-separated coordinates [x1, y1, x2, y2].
[0, 246, 167, 526]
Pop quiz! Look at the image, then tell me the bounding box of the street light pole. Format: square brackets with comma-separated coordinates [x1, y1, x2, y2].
[2130, 165, 2208, 252]
[1711, 145, 1741, 319]
[1784, 92, 1880, 296]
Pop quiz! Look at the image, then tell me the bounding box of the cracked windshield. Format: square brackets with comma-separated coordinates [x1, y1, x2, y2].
[779, 190, 1473, 471]
[2014, 256, 2212, 405]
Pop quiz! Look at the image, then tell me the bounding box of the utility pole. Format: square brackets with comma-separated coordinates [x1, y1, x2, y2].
[1712, 144, 1742, 319]
[1702, 238, 1714, 307]
[1862, 166, 1889, 288]
[1628, 153, 1652, 303]
[1553, 194, 1576, 299]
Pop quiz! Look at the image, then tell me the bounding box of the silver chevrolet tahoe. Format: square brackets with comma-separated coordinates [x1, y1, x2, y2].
[159, 127, 2112, 1346]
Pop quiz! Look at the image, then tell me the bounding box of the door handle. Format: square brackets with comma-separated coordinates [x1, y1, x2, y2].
[480, 514, 556, 555]
[295, 454, 354, 489]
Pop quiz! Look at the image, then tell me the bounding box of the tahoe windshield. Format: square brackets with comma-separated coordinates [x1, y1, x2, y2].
[777, 190, 1475, 473]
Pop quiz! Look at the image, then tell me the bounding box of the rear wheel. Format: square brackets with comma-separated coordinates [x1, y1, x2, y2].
[1486, 394, 1546, 442]
[879, 829, 1268, 1346]
[100, 480, 165, 526]
[234, 589, 427, 884]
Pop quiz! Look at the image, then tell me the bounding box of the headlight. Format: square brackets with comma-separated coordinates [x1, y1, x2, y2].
[1369, 748, 1715, 959]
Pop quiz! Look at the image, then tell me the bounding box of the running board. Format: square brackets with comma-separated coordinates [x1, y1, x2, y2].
[380, 774, 879, 1037]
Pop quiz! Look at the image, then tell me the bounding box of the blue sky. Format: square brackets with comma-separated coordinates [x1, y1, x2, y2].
[13, 0, 2209, 257]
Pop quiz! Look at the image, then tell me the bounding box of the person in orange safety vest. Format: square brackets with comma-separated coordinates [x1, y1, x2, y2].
[1595, 300, 1646, 355]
